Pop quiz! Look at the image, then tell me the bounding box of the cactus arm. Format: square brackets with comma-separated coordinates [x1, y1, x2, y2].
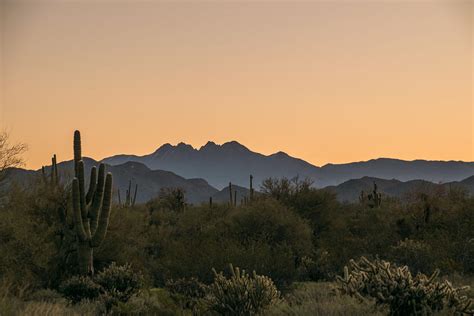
[127, 180, 132, 204]
[91, 173, 113, 247]
[86, 166, 97, 204]
[132, 184, 138, 206]
[77, 161, 92, 239]
[89, 164, 106, 234]
[51, 154, 58, 185]
[72, 178, 88, 242]
[76, 161, 87, 216]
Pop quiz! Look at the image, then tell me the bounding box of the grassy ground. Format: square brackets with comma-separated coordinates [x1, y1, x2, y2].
[267, 282, 385, 316]
[1, 277, 473, 315]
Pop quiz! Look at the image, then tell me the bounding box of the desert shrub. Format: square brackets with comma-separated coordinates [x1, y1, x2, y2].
[59, 276, 101, 304]
[166, 277, 207, 299]
[95, 262, 144, 303]
[148, 199, 313, 287]
[336, 257, 474, 316]
[390, 239, 436, 274]
[0, 182, 69, 288]
[165, 277, 207, 311]
[110, 288, 180, 316]
[94, 205, 151, 278]
[207, 264, 281, 315]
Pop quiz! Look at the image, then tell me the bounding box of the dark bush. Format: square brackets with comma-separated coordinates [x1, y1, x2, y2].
[165, 277, 207, 299]
[59, 276, 101, 304]
[147, 199, 313, 287]
[165, 277, 207, 311]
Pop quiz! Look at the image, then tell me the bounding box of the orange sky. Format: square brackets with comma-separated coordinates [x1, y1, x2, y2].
[1, 0, 473, 170]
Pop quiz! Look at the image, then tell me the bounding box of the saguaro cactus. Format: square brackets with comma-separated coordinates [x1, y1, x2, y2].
[228, 182, 233, 206]
[359, 182, 382, 208]
[118, 180, 138, 207]
[72, 130, 113, 275]
[41, 154, 59, 187]
[249, 174, 254, 201]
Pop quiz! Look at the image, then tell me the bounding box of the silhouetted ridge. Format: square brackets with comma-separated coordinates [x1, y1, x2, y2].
[102, 143, 474, 189]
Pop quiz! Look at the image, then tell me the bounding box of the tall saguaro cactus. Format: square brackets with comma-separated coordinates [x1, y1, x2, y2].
[72, 130, 113, 275]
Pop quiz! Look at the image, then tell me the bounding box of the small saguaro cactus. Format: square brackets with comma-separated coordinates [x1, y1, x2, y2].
[118, 180, 138, 207]
[42, 154, 59, 187]
[371, 182, 382, 207]
[249, 174, 254, 201]
[359, 182, 382, 208]
[72, 130, 113, 275]
[228, 182, 233, 206]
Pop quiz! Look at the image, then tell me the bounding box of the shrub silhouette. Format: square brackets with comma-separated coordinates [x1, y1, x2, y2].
[165, 277, 207, 311]
[59, 276, 101, 304]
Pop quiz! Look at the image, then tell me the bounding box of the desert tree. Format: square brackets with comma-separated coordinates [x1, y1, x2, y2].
[0, 131, 27, 194]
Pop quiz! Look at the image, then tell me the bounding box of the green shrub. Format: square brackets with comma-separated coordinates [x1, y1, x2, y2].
[110, 289, 179, 316]
[165, 277, 207, 299]
[165, 277, 207, 311]
[336, 257, 474, 316]
[207, 264, 281, 315]
[149, 199, 313, 288]
[95, 262, 144, 303]
[390, 239, 436, 274]
[59, 276, 101, 304]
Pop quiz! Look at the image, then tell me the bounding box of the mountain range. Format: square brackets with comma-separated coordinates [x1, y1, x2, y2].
[102, 141, 474, 189]
[4, 158, 218, 204]
[326, 175, 474, 202]
[4, 140, 474, 204]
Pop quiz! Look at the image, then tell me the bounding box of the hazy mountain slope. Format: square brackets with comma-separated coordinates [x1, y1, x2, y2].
[5, 163, 474, 205]
[319, 158, 474, 186]
[326, 177, 441, 202]
[103, 142, 474, 189]
[211, 184, 251, 205]
[4, 158, 218, 204]
[103, 141, 318, 189]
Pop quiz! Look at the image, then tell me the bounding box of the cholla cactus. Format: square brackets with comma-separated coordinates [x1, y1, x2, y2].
[72, 130, 113, 275]
[336, 257, 473, 315]
[207, 264, 280, 315]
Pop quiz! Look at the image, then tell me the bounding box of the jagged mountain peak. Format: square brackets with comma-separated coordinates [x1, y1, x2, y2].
[221, 141, 250, 152]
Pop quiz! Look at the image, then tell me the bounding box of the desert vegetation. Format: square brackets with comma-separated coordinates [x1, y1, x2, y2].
[0, 131, 473, 315]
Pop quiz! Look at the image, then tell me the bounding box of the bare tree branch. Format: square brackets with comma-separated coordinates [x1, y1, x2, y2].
[0, 131, 28, 180]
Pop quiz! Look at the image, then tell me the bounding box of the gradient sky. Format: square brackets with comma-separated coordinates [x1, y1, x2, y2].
[1, 0, 472, 170]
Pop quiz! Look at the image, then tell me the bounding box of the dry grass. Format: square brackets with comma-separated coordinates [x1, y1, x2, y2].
[267, 282, 385, 316]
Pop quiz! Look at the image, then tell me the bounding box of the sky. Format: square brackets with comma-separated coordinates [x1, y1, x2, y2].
[0, 0, 472, 170]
